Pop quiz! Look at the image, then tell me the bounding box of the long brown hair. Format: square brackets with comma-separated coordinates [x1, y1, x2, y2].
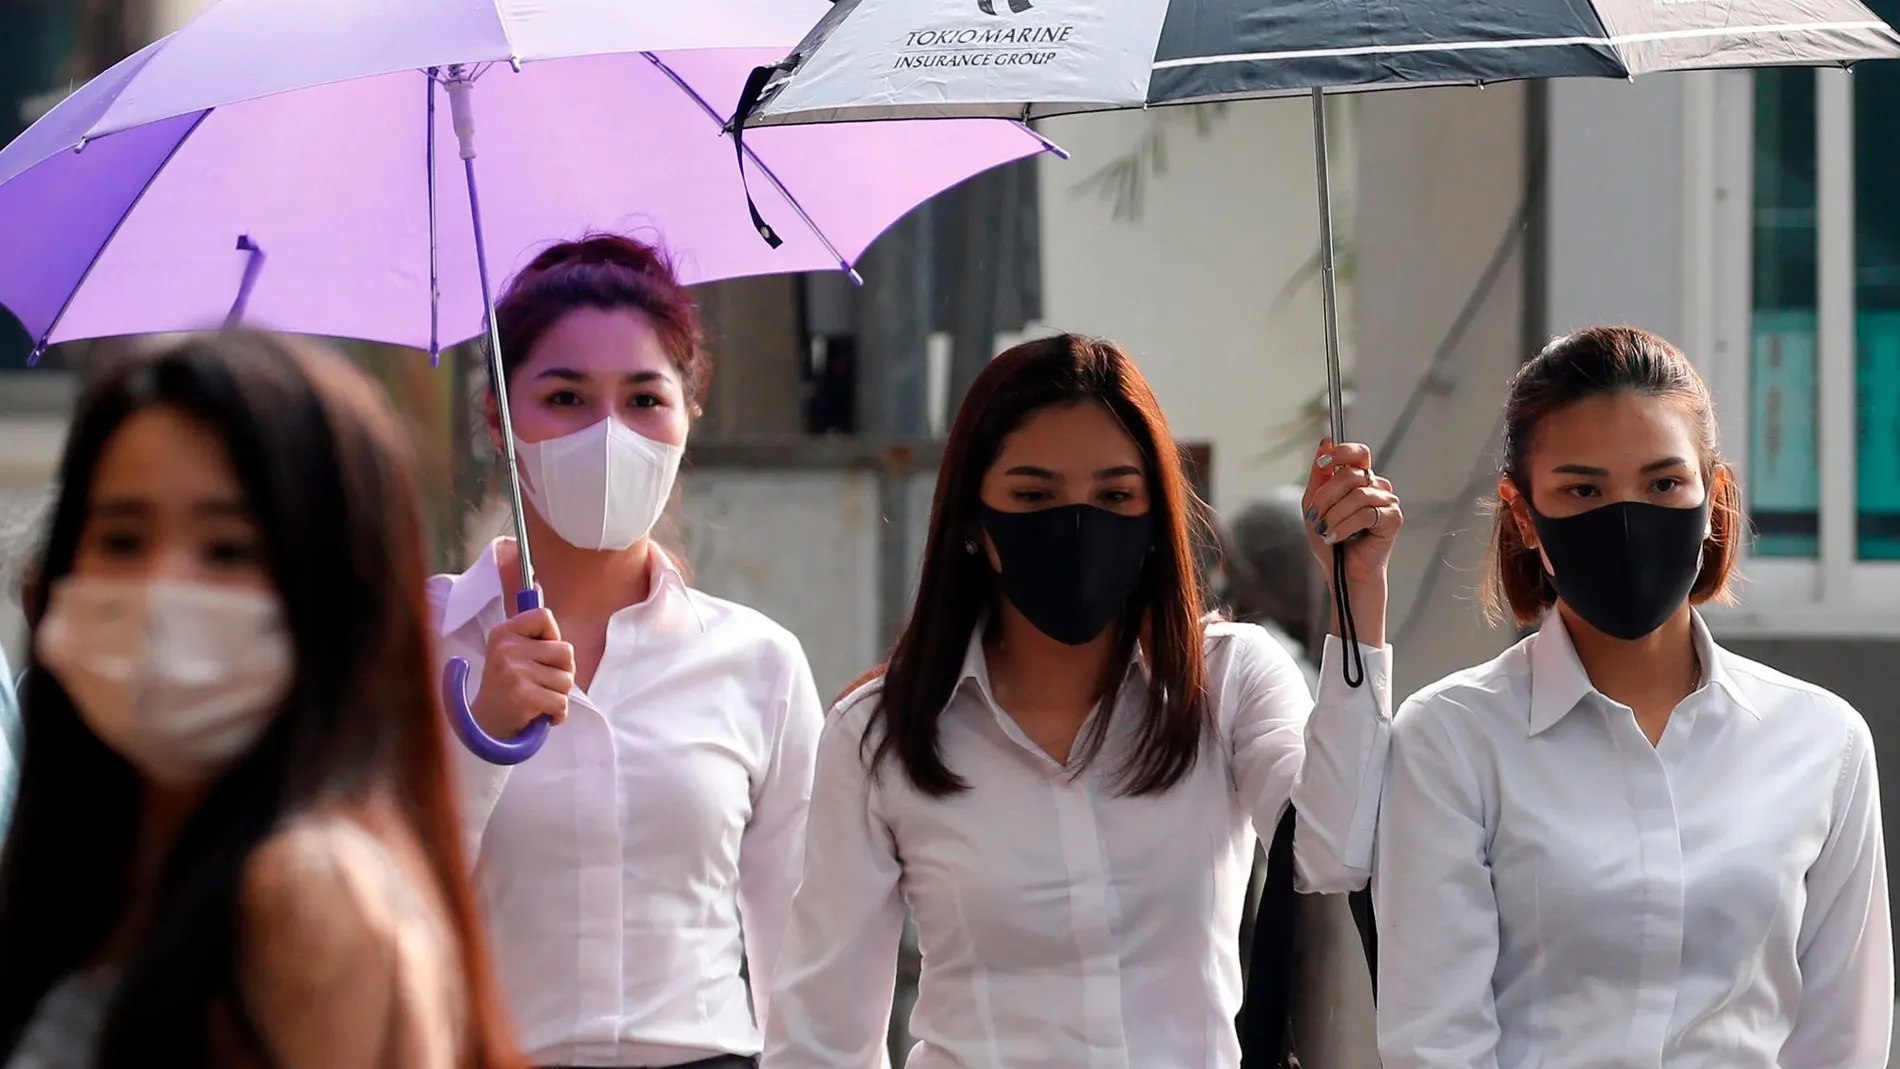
[1481, 324, 1743, 626]
[868, 334, 1214, 798]
[0, 333, 519, 1067]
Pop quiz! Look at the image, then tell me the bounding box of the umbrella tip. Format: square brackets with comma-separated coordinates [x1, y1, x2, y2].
[508, 56, 522, 73]
[847, 266, 865, 287]
[26, 338, 46, 366]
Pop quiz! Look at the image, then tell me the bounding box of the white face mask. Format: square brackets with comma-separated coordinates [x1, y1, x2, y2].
[35, 576, 293, 786]
[516, 417, 684, 552]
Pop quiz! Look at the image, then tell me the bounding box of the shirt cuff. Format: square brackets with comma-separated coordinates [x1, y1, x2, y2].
[1319, 633, 1394, 720]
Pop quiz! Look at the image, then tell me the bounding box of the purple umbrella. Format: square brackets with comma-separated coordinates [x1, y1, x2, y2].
[0, 0, 1058, 764]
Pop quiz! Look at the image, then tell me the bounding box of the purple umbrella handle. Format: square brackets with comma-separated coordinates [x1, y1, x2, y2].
[443, 587, 551, 765]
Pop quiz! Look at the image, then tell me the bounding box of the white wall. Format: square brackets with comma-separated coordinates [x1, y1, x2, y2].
[1035, 98, 1352, 512]
[1351, 83, 1529, 702]
[1546, 76, 1696, 345]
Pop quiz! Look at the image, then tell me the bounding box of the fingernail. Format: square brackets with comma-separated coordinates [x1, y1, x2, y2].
[1316, 453, 1334, 468]
[1315, 519, 1329, 536]
[1303, 507, 1318, 524]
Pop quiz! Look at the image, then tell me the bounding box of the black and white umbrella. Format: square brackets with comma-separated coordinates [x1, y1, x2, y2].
[743, 0, 1900, 123]
[733, 0, 1900, 689]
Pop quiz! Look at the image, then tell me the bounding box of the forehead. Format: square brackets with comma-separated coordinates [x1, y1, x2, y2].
[520, 306, 676, 379]
[992, 401, 1143, 471]
[1528, 391, 1701, 467]
[90, 406, 242, 501]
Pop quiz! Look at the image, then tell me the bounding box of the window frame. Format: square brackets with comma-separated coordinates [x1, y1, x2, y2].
[1704, 67, 1900, 638]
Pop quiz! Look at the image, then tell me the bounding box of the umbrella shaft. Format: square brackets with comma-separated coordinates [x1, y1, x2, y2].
[465, 152, 538, 594]
[1310, 87, 1346, 446]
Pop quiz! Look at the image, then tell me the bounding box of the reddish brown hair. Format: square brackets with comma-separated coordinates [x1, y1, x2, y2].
[1481, 324, 1742, 626]
[492, 233, 710, 406]
[865, 334, 1214, 797]
[0, 333, 520, 1068]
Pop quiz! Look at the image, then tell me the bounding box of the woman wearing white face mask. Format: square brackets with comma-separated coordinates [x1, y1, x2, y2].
[0, 334, 522, 1069]
[434, 234, 824, 1069]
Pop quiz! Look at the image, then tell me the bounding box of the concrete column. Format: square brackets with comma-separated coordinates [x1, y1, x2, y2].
[1352, 83, 1530, 700]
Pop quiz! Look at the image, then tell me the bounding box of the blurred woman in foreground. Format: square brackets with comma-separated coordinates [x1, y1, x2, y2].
[0, 333, 520, 1069]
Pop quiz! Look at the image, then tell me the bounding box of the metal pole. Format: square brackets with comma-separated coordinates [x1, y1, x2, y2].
[427, 70, 442, 365]
[448, 71, 537, 594]
[856, 208, 935, 648]
[1311, 87, 1347, 447]
[1311, 87, 1364, 687]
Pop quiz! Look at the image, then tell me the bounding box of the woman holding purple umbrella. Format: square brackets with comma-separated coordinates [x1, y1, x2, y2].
[433, 233, 824, 1069]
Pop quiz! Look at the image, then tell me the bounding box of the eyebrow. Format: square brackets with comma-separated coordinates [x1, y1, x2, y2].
[1550, 456, 1692, 477]
[91, 496, 250, 519]
[533, 367, 673, 386]
[1003, 464, 1145, 479]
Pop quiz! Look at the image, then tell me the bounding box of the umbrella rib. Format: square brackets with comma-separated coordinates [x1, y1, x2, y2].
[640, 52, 860, 281]
[29, 110, 212, 362]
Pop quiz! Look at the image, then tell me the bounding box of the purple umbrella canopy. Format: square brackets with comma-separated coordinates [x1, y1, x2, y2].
[0, 0, 1059, 356]
[0, 0, 1062, 767]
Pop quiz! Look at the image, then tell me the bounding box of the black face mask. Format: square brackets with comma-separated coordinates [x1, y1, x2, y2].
[1529, 498, 1710, 641]
[980, 504, 1153, 646]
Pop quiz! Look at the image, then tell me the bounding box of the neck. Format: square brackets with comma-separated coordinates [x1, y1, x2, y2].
[1560, 603, 1700, 707]
[984, 604, 1118, 712]
[504, 510, 656, 621]
[101, 780, 206, 964]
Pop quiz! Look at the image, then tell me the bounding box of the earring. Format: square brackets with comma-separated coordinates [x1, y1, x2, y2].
[963, 539, 979, 555]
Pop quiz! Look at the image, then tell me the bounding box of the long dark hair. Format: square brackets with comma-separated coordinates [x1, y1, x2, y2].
[868, 334, 1214, 798]
[0, 333, 518, 1067]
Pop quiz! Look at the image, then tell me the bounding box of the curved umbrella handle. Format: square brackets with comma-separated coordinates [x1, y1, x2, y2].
[443, 588, 552, 765]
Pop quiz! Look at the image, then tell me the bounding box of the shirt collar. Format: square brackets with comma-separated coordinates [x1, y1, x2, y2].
[1527, 608, 1758, 736]
[437, 538, 706, 637]
[952, 614, 1150, 712]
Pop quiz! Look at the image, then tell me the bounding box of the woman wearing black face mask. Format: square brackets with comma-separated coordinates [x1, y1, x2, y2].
[762, 334, 1400, 1069]
[1375, 325, 1892, 1069]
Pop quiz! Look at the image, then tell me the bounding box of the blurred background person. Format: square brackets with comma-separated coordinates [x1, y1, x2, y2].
[1215, 488, 1381, 1069]
[0, 333, 522, 1069]
[1216, 487, 1321, 693]
[437, 234, 822, 1069]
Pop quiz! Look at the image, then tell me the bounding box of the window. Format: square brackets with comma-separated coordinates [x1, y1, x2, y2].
[1712, 1, 1900, 634]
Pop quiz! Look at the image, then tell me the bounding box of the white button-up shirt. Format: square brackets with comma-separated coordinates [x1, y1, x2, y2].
[433, 541, 824, 1067]
[1375, 611, 1892, 1069]
[764, 622, 1393, 1069]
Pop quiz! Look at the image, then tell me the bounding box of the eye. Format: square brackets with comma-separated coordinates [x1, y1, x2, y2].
[629, 392, 664, 410]
[1652, 476, 1684, 494]
[1010, 488, 1053, 504]
[95, 528, 144, 557]
[1562, 484, 1601, 499]
[546, 390, 584, 407]
[1099, 489, 1136, 505]
[204, 539, 262, 568]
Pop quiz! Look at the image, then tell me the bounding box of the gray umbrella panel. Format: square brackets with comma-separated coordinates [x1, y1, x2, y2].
[1152, 0, 1898, 103]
